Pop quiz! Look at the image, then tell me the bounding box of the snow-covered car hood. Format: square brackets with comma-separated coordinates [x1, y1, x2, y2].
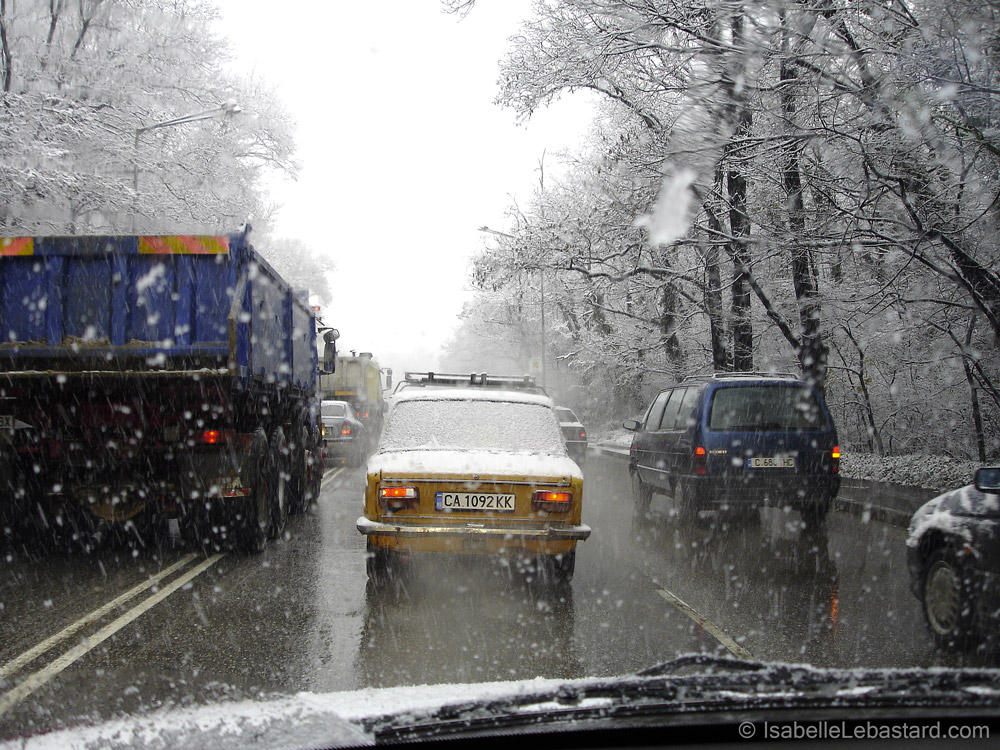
[1, 679, 567, 750]
[368, 449, 583, 481]
[906, 483, 1000, 548]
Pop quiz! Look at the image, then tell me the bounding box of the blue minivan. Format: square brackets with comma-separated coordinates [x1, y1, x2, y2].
[624, 373, 840, 526]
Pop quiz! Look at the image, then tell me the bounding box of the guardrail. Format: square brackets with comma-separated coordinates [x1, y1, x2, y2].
[588, 442, 939, 529]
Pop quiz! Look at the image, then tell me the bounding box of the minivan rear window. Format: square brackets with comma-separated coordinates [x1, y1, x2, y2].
[708, 385, 826, 432]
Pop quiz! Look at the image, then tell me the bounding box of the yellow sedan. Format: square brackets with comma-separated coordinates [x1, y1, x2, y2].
[357, 384, 590, 586]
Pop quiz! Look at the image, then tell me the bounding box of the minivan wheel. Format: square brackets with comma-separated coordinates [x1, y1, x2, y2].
[675, 480, 699, 523]
[800, 500, 830, 529]
[631, 472, 652, 516]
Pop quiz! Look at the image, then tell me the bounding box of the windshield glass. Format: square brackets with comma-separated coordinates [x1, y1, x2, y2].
[322, 402, 347, 418]
[2, 0, 999, 746]
[380, 398, 566, 454]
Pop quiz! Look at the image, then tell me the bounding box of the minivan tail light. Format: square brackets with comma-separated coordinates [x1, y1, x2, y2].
[532, 490, 572, 513]
[831, 445, 840, 474]
[693, 446, 708, 476]
[379, 486, 419, 512]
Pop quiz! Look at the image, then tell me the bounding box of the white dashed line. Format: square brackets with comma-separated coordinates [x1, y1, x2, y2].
[0, 554, 223, 718]
[0, 553, 198, 681]
[656, 587, 755, 660]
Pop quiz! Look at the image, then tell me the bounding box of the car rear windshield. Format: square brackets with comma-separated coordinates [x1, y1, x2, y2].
[322, 403, 347, 417]
[708, 385, 827, 432]
[381, 399, 567, 454]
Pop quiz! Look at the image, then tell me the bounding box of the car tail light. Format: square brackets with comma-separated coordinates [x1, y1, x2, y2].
[831, 445, 840, 474]
[579, 431, 587, 440]
[693, 446, 708, 475]
[341, 425, 352, 436]
[532, 490, 573, 513]
[379, 485, 419, 512]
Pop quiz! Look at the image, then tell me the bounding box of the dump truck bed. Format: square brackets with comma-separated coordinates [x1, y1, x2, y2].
[0, 233, 317, 391]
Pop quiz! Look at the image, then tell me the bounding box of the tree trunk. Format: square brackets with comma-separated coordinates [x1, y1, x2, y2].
[727, 12, 753, 372]
[779, 34, 827, 387]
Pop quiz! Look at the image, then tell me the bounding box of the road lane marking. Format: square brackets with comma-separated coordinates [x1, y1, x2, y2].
[656, 587, 755, 661]
[0, 553, 198, 681]
[0, 553, 223, 718]
[320, 466, 345, 490]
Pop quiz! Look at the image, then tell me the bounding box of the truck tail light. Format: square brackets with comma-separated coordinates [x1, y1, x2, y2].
[202, 429, 234, 445]
[532, 490, 572, 512]
[831, 445, 840, 474]
[379, 485, 419, 512]
[693, 446, 708, 475]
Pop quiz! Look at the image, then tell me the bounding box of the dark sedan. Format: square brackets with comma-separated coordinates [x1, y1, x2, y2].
[320, 400, 367, 467]
[907, 467, 1000, 651]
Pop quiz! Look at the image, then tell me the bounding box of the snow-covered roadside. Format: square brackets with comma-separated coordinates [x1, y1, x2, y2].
[839, 452, 982, 493]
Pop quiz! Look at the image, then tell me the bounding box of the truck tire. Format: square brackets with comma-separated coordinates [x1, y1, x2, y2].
[288, 423, 309, 516]
[237, 429, 271, 554]
[268, 427, 290, 540]
[307, 426, 323, 506]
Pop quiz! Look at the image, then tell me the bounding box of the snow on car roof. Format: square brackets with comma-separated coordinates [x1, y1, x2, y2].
[389, 387, 555, 408]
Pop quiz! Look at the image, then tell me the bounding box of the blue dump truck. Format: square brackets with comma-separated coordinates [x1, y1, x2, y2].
[0, 229, 333, 553]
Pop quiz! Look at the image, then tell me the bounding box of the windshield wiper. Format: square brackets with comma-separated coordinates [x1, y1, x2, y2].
[635, 653, 764, 677]
[362, 658, 1000, 743]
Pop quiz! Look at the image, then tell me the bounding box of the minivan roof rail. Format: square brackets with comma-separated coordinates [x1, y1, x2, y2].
[682, 371, 800, 381]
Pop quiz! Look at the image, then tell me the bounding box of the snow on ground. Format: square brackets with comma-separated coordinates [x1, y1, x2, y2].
[839, 452, 982, 492]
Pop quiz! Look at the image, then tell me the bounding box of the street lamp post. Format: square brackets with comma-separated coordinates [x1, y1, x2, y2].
[132, 99, 243, 232]
[478, 225, 547, 389]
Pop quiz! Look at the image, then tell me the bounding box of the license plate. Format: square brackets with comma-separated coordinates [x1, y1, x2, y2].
[0, 415, 13, 430]
[746, 455, 795, 469]
[435, 492, 516, 512]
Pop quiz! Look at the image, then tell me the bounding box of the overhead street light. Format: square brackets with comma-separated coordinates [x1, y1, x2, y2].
[131, 100, 243, 231]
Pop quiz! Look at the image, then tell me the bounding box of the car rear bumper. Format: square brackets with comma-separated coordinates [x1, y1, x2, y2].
[688, 474, 840, 507]
[357, 515, 591, 541]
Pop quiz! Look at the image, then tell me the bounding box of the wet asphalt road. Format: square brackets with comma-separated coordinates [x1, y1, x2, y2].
[1, 453, 997, 740]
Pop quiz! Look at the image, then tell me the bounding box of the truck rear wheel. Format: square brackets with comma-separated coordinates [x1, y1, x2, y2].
[288, 424, 310, 515]
[268, 427, 290, 540]
[238, 429, 271, 554]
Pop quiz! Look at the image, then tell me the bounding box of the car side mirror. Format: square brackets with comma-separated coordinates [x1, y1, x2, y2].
[974, 467, 1000, 493]
[623, 419, 641, 432]
[321, 328, 340, 374]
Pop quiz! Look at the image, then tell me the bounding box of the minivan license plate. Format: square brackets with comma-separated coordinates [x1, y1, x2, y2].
[436, 492, 516, 511]
[746, 456, 795, 469]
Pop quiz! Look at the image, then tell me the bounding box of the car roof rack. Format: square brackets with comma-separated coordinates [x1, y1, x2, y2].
[395, 372, 548, 394]
[682, 371, 800, 382]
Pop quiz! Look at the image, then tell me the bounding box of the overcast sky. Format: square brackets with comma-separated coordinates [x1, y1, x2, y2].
[212, 0, 593, 379]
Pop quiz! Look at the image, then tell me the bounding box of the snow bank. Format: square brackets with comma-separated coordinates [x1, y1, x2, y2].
[840, 452, 981, 492]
